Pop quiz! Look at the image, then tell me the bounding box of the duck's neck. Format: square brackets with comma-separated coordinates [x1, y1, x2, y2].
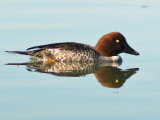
[94, 37, 113, 57]
[99, 55, 122, 63]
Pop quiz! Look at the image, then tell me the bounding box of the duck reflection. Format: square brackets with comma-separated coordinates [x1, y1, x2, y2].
[7, 60, 139, 88]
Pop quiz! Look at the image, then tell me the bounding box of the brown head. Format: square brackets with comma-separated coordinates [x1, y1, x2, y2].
[94, 32, 139, 57]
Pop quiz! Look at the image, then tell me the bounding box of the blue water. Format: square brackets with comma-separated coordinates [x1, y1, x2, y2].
[0, 0, 160, 120]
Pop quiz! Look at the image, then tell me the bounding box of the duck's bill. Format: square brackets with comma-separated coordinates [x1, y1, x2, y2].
[123, 44, 139, 55]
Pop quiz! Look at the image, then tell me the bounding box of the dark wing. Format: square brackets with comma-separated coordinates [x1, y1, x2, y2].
[27, 42, 94, 51]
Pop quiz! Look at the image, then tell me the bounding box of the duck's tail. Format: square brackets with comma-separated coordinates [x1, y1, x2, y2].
[5, 51, 29, 55]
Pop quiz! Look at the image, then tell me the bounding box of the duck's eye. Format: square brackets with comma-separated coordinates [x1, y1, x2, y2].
[116, 40, 120, 43]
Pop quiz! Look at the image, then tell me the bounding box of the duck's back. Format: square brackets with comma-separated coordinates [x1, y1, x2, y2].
[27, 42, 101, 62]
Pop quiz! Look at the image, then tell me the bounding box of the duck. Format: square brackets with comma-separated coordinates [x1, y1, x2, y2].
[6, 32, 139, 62]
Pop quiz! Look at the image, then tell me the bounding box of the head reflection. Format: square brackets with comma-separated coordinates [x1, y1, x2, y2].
[7, 60, 139, 88]
[94, 66, 139, 88]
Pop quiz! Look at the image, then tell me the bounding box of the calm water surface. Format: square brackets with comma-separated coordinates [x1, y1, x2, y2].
[0, 0, 160, 120]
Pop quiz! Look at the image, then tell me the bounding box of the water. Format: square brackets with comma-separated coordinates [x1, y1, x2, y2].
[0, 0, 160, 120]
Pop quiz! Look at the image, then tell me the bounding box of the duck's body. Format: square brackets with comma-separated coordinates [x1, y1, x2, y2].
[26, 42, 100, 62]
[6, 32, 139, 62]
